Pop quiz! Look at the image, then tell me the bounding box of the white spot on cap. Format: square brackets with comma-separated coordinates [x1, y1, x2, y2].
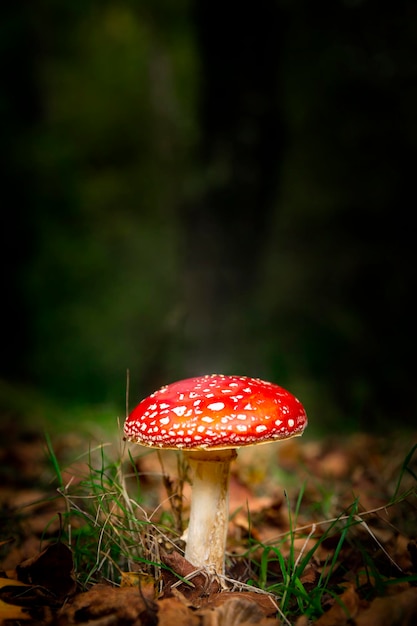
[160, 416, 170, 425]
[275, 419, 282, 426]
[202, 416, 214, 423]
[244, 403, 255, 411]
[256, 425, 268, 433]
[160, 403, 170, 409]
[288, 418, 295, 428]
[172, 406, 187, 417]
[207, 401, 225, 411]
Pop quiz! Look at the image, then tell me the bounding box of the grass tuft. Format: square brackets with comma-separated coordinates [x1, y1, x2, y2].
[47, 438, 182, 589]
[46, 435, 417, 622]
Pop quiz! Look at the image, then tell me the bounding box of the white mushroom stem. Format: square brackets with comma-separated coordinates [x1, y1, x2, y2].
[184, 448, 237, 576]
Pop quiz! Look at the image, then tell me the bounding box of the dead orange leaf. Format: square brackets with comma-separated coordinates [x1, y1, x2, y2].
[58, 583, 157, 624]
[314, 583, 360, 625]
[16, 541, 76, 598]
[355, 587, 417, 626]
[158, 597, 200, 626]
[197, 596, 279, 626]
[0, 578, 32, 622]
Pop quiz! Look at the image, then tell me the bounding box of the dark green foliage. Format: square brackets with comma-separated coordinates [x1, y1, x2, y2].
[2, 0, 416, 431]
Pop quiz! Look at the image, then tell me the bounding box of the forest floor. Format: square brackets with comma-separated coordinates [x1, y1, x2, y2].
[0, 414, 416, 625]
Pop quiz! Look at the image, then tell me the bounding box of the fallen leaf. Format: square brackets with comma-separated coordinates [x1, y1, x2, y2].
[0, 578, 32, 622]
[0, 578, 32, 591]
[16, 541, 76, 598]
[210, 592, 279, 617]
[314, 583, 360, 625]
[158, 597, 200, 626]
[120, 570, 158, 591]
[197, 596, 277, 626]
[161, 551, 221, 600]
[0, 597, 31, 622]
[300, 561, 319, 584]
[355, 587, 417, 626]
[58, 583, 157, 624]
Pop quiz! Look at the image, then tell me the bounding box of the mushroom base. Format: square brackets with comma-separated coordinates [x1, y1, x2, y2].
[184, 448, 237, 577]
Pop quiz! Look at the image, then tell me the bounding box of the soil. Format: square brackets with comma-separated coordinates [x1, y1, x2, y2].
[1, 416, 416, 625]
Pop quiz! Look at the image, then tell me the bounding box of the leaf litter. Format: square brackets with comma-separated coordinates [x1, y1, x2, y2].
[0, 418, 416, 625]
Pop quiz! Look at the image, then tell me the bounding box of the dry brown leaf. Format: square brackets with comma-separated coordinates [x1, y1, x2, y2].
[314, 583, 360, 625]
[393, 534, 413, 571]
[16, 541, 76, 598]
[211, 591, 278, 617]
[298, 562, 319, 586]
[317, 450, 351, 479]
[408, 540, 417, 572]
[58, 583, 157, 624]
[158, 597, 200, 626]
[197, 596, 278, 626]
[355, 587, 417, 626]
[120, 571, 158, 591]
[0, 578, 32, 622]
[161, 551, 221, 600]
[0, 597, 31, 622]
[0, 578, 31, 591]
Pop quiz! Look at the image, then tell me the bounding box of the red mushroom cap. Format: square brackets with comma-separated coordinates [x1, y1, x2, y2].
[124, 374, 307, 450]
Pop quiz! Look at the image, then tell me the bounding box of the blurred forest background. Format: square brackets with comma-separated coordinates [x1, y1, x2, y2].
[1, 0, 416, 434]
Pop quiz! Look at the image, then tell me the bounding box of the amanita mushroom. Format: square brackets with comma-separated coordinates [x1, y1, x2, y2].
[124, 374, 307, 577]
